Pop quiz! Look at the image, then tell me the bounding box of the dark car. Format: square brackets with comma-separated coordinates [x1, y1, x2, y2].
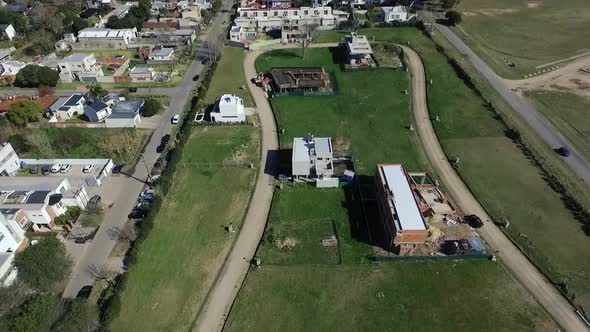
[29, 165, 38, 174]
[41, 165, 50, 176]
[128, 209, 148, 219]
[128, 87, 138, 93]
[76, 285, 93, 299]
[161, 134, 170, 145]
[113, 164, 126, 174]
[557, 146, 572, 157]
[88, 195, 102, 209]
[465, 214, 483, 228]
[156, 144, 165, 153]
[201, 59, 209, 65]
[193, 74, 200, 81]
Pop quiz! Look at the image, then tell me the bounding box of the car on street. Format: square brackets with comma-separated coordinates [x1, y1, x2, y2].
[156, 143, 165, 153]
[193, 74, 200, 81]
[201, 59, 209, 65]
[29, 165, 38, 174]
[465, 214, 483, 228]
[113, 163, 125, 174]
[50, 164, 63, 173]
[83, 164, 94, 173]
[161, 134, 170, 145]
[128, 209, 148, 219]
[194, 113, 204, 123]
[41, 165, 50, 176]
[88, 195, 102, 209]
[128, 87, 138, 93]
[60, 164, 71, 173]
[171, 114, 180, 124]
[140, 189, 155, 197]
[76, 285, 93, 299]
[557, 146, 572, 157]
[139, 193, 155, 203]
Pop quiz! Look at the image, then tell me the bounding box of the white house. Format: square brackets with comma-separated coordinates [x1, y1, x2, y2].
[210, 94, 246, 123]
[381, 6, 413, 23]
[48, 93, 86, 120]
[84, 101, 112, 122]
[0, 210, 25, 253]
[344, 32, 374, 67]
[76, 28, 138, 49]
[0, 24, 16, 41]
[129, 67, 156, 82]
[0, 178, 87, 231]
[57, 53, 104, 83]
[0, 252, 17, 286]
[105, 100, 143, 128]
[0, 142, 20, 176]
[229, 25, 256, 43]
[148, 48, 175, 61]
[292, 135, 334, 178]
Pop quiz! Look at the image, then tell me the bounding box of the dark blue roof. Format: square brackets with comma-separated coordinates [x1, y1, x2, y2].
[64, 94, 83, 106]
[88, 101, 108, 112]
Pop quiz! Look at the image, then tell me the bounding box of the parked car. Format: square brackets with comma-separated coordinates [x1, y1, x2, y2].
[128, 87, 138, 93]
[140, 189, 155, 197]
[83, 164, 94, 173]
[29, 165, 38, 174]
[128, 209, 148, 219]
[194, 113, 204, 123]
[60, 164, 71, 173]
[161, 134, 170, 145]
[156, 144, 165, 153]
[557, 146, 571, 157]
[171, 114, 180, 124]
[41, 165, 50, 176]
[76, 285, 93, 299]
[112, 163, 125, 174]
[139, 193, 155, 203]
[50, 163, 63, 173]
[193, 74, 200, 81]
[465, 214, 483, 228]
[114, 54, 125, 59]
[88, 195, 102, 209]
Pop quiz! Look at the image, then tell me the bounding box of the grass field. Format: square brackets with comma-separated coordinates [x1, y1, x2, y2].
[225, 39, 555, 329]
[110, 126, 258, 331]
[455, 0, 590, 78]
[527, 91, 590, 162]
[204, 47, 254, 107]
[9, 128, 150, 164]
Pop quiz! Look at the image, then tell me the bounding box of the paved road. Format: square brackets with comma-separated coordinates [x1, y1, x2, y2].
[403, 45, 589, 332]
[0, 87, 177, 97]
[426, 15, 590, 186]
[62, 7, 232, 298]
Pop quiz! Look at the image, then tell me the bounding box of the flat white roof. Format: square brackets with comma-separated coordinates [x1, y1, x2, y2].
[292, 137, 310, 163]
[380, 164, 426, 231]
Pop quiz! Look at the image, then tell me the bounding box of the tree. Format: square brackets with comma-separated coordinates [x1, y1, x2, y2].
[15, 65, 60, 87]
[6, 101, 43, 126]
[68, 17, 89, 35]
[30, 6, 64, 35]
[87, 264, 116, 287]
[23, 31, 56, 57]
[445, 10, 462, 26]
[87, 83, 108, 100]
[442, 0, 461, 9]
[0, 9, 29, 32]
[142, 98, 162, 117]
[300, 23, 319, 58]
[14, 238, 72, 292]
[6, 294, 60, 332]
[50, 300, 97, 332]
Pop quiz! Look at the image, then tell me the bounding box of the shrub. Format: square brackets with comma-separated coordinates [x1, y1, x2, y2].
[142, 99, 162, 117]
[15, 65, 59, 87]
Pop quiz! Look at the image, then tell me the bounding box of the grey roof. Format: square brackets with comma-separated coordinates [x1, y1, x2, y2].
[314, 137, 332, 154]
[174, 29, 195, 36]
[60, 53, 91, 63]
[112, 100, 144, 114]
[0, 50, 10, 60]
[102, 93, 120, 104]
[152, 48, 174, 57]
[26, 191, 50, 204]
[49, 97, 69, 112]
[130, 67, 153, 75]
[0, 177, 66, 191]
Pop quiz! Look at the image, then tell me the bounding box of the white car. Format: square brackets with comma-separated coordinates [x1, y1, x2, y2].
[50, 164, 63, 173]
[171, 114, 180, 124]
[60, 164, 71, 173]
[82, 164, 94, 173]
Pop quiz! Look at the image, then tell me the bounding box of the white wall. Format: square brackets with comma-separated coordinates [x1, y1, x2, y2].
[0, 143, 20, 176]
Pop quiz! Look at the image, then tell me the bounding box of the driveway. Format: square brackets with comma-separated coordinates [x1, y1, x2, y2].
[61, 7, 234, 298]
[402, 45, 589, 331]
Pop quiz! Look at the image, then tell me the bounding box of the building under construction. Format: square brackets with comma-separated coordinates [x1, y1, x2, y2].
[268, 67, 333, 94]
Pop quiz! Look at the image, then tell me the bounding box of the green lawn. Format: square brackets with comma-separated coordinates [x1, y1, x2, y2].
[256, 47, 425, 173]
[315, 27, 590, 308]
[204, 47, 254, 107]
[455, 0, 590, 78]
[9, 128, 150, 164]
[226, 263, 554, 331]
[527, 91, 590, 163]
[111, 127, 259, 332]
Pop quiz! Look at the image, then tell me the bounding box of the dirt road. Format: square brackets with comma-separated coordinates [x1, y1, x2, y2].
[403, 45, 588, 332]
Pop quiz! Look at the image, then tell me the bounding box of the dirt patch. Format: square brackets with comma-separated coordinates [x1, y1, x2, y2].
[478, 8, 519, 16]
[463, 11, 477, 17]
[274, 237, 298, 250]
[527, 2, 541, 9]
[333, 137, 351, 153]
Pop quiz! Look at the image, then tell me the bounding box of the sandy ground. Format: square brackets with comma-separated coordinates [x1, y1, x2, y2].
[505, 54, 590, 97]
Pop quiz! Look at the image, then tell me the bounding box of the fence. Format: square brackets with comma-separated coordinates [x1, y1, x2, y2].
[271, 70, 340, 98]
[177, 160, 255, 169]
[370, 253, 489, 262]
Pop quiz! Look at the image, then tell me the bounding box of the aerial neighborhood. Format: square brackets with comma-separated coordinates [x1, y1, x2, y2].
[0, 0, 589, 331]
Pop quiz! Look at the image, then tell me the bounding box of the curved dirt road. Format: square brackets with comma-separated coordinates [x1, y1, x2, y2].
[403, 45, 588, 332]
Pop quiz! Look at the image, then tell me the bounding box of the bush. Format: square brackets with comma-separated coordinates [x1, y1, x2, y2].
[6, 100, 43, 126]
[142, 99, 162, 117]
[15, 65, 59, 87]
[54, 207, 81, 226]
[445, 10, 462, 26]
[14, 238, 72, 291]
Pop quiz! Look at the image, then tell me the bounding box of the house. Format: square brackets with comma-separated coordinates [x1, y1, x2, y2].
[55, 33, 76, 53]
[177, 18, 199, 29]
[0, 143, 20, 176]
[0, 209, 26, 253]
[129, 67, 156, 82]
[150, 1, 169, 15]
[0, 61, 26, 85]
[137, 46, 153, 60]
[57, 53, 104, 83]
[0, 24, 16, 41]
[381, 6, 414, 23]
[0, 178, 88, 231]
[344, 32, 375, 67]
[292, 135, 334, 179]
[210, 94, 246, 123]
[105, 100, 143, 128]
[0, 251, 17, 286]
[259, 0, 291, 8]
[84, 101, 111, 122]
[101, 93, 125, 106]
[375, 164, 429, 255]
[173, 29, 197, 43]
[98, 4, 132, 27]
[229, 25, 256, 43]
[76, 28, 138, 49]
[143, 20, 179, 34]
[148, 47, 175, 61]
[181, 5, 202, 21]
[192, 0, 211, 11]
[47, 94, 86, 120]
[268, 67, 332, 94]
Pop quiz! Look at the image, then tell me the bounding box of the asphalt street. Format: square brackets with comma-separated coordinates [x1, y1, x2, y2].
[426, 14, 590, 185]
[62, 7, 233, 298]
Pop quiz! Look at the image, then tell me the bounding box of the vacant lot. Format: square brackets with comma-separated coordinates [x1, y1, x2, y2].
[226, 40, 555, 329]
[110, 127, 258, 331]
[527, 91, 590, 162]
[455, 0, 590, 78]
[9, 127, 150, 164]
[204, 47, 254, 107]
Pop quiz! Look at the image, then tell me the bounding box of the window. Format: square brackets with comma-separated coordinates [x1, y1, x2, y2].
[283, 11, 287, 17]
[273, 11, 278, 16]
[263, 12, 267, 17]
[0, 232, 4, 242]
[304, 10, 308, 15]
[242, 12, 247, 17]
[324, 10, 328, 15]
